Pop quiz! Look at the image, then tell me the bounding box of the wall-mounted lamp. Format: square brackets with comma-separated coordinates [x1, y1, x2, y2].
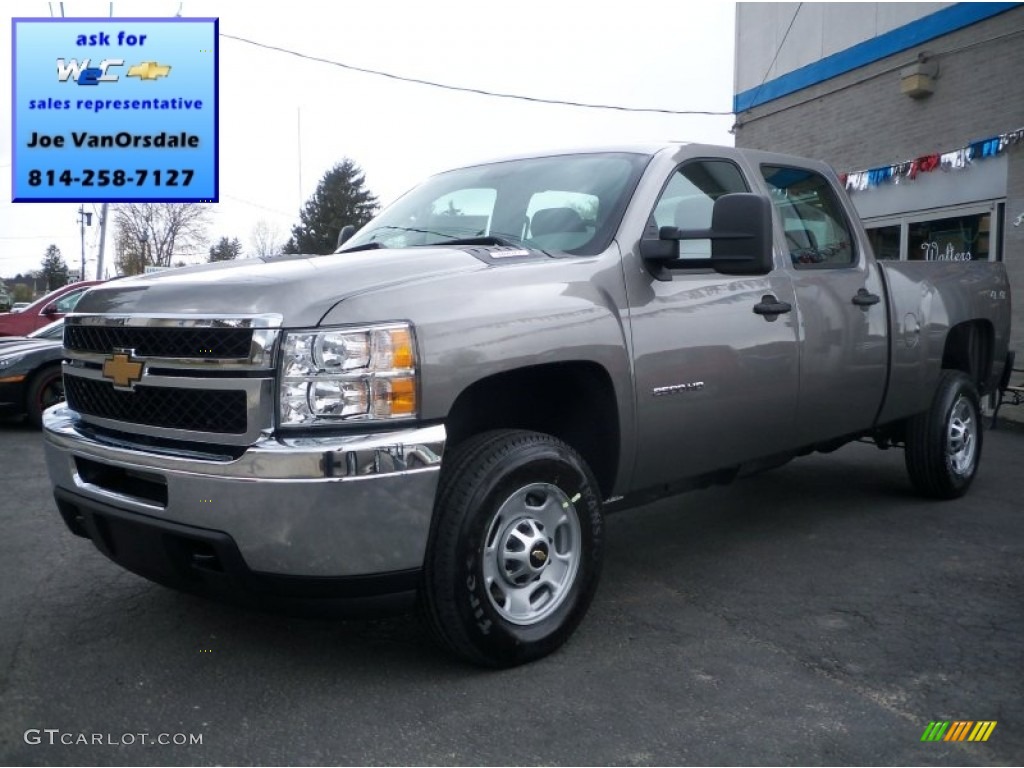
[901, 54, 939, 99]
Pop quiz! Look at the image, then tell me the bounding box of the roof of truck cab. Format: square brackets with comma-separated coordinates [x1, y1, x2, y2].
[432, 143, 834, 176]
[439, 143, 689, 171]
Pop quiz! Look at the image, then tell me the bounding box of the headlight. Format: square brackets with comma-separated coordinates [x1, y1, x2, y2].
[0, 354, 25, 369]
[278, 323, 417, 426]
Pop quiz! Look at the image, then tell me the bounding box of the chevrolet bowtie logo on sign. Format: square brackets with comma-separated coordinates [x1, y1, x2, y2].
[921, 720, 997, 742]
[126, 61, 172, 80]
[102, 351, 144, 389]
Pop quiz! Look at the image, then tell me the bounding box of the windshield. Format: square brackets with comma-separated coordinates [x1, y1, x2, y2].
[340, 152, 650, 256]
[29, 319, 64, 340]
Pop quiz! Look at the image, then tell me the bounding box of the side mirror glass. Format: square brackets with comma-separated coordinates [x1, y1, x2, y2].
[42, 303, 58, 315]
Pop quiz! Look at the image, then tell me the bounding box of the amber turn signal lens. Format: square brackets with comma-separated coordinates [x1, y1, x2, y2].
[390, 328, 414, 369]
[373, 376, 417, 417]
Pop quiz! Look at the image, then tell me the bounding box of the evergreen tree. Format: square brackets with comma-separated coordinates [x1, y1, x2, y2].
[40, 244, 70, 289]
[208, 236, 243, 262]
[284, 159, 378, 254]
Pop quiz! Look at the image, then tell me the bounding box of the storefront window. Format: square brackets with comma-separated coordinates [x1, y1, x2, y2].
[908, 213, 990, 262]
[866, 225, 901, 260]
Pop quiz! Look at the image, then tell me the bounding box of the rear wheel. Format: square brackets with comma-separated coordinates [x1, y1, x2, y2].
[904, 370, 982, 499]
[421, 429, 603, 667]
[26, 364, 64, 429]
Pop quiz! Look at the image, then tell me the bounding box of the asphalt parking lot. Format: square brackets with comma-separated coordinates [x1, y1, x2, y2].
[0, 416, 1021, 766]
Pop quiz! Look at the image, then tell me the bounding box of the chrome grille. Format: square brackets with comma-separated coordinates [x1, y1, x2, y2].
[62, 314, 280, 445]
[65, 325, 254, 359]
[64, 377, 248, 434]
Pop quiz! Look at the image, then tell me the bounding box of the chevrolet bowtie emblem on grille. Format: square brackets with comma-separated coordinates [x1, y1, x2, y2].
[102, 351, 144, 389]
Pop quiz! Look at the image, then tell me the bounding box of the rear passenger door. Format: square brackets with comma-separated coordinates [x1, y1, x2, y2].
[759, 165, 888, 444]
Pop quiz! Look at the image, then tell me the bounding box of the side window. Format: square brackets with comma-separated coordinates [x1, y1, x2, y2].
[760, 165, 855, 268]
[53, 289, 86, 313]
[651, 160, 748, 259]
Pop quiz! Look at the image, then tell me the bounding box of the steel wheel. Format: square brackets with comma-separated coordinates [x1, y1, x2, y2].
[945, 395, 977, 477]
[905, 370, 983, 499]
[482, 482, 582, 625]
[421, 429, 603, 667]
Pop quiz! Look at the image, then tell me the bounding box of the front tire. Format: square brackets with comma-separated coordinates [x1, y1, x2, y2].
[904, 370, 982, 499]
[26, 364, 64, 429]
[421, 430, 603, 667]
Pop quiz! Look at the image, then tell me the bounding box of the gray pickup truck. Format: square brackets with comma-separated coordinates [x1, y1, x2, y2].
[43, 144, 1012, 667]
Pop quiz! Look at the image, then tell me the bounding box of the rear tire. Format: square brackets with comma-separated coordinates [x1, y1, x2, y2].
[421, 429, 603, 667]
[26, 364, 64, 429]
[904, 370, 982, 499]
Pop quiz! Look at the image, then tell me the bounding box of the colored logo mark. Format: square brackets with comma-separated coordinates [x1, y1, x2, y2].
[56, 58, 123, 85]
[127, 61, 172, 80]
[101, 352, 144, 389]
[920, 721, 997, 742]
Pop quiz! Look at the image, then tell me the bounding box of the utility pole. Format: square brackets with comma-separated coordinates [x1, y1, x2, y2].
[95, 202, 109, 280]
[76, 206, 92, 282]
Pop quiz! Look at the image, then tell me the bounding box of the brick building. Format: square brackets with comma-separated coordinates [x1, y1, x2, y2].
[732, 2, 1024, 351]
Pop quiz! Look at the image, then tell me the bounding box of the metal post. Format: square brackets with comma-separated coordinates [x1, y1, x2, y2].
[95, 202, 109, 280]
[78, 205, 86, 282]
[76, 206, 93, 282]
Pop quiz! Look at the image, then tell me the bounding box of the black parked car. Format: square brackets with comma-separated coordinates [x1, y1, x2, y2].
[0, 319, 65, 427]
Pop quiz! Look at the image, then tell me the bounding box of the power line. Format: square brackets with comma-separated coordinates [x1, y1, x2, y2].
[222, 193, 294, 218]
[220, 32, 733, 117]
[0, 234, 71, 240]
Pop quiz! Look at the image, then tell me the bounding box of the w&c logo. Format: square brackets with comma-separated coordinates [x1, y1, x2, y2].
[56, 58, 124, 85]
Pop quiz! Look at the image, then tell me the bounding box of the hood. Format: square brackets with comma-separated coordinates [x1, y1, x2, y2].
[0, 337, 61, 357]
[73, 248, 487, 327]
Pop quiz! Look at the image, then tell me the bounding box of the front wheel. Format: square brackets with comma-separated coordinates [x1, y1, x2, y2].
[421, 430, 603, 667]
[26, 364, 64, 429]
[904, 370, 982, 499]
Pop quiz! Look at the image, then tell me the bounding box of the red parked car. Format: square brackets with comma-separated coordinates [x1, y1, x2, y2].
[0, 281, 104, 337]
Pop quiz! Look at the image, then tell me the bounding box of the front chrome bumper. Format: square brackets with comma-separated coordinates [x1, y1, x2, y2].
[43, 406, 445, 578]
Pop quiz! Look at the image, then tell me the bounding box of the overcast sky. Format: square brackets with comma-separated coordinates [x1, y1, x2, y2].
[1, 0, 738, 280]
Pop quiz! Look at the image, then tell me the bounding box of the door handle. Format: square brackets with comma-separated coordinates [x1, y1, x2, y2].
[753, 294, 792, 320]
[852, 288, 881, 307]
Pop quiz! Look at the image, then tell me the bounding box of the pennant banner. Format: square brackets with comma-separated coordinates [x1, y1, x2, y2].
[841, 127, 1024, 192]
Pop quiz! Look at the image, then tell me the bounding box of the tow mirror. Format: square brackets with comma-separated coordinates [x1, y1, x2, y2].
[640, 193, 774, 276]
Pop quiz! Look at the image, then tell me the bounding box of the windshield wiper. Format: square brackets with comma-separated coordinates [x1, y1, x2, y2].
[339, 228, 535, 253]
[429, 235, 528, 248]
[336, 241, 383, 253]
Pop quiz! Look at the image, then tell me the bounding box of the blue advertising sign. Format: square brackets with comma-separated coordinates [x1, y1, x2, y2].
[11, 18, 218, 202]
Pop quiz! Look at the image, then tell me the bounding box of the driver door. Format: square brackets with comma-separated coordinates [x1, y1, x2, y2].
[625, 159, 800, 490]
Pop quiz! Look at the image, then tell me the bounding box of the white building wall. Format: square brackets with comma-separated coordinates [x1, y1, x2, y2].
[735, 2, 952, 94]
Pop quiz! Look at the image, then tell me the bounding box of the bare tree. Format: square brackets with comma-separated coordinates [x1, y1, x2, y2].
[112, 203, 211, 267]
[250, 219, 283, 258]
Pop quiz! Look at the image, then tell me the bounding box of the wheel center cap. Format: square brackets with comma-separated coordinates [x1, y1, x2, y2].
[529, 542, 549, 569]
